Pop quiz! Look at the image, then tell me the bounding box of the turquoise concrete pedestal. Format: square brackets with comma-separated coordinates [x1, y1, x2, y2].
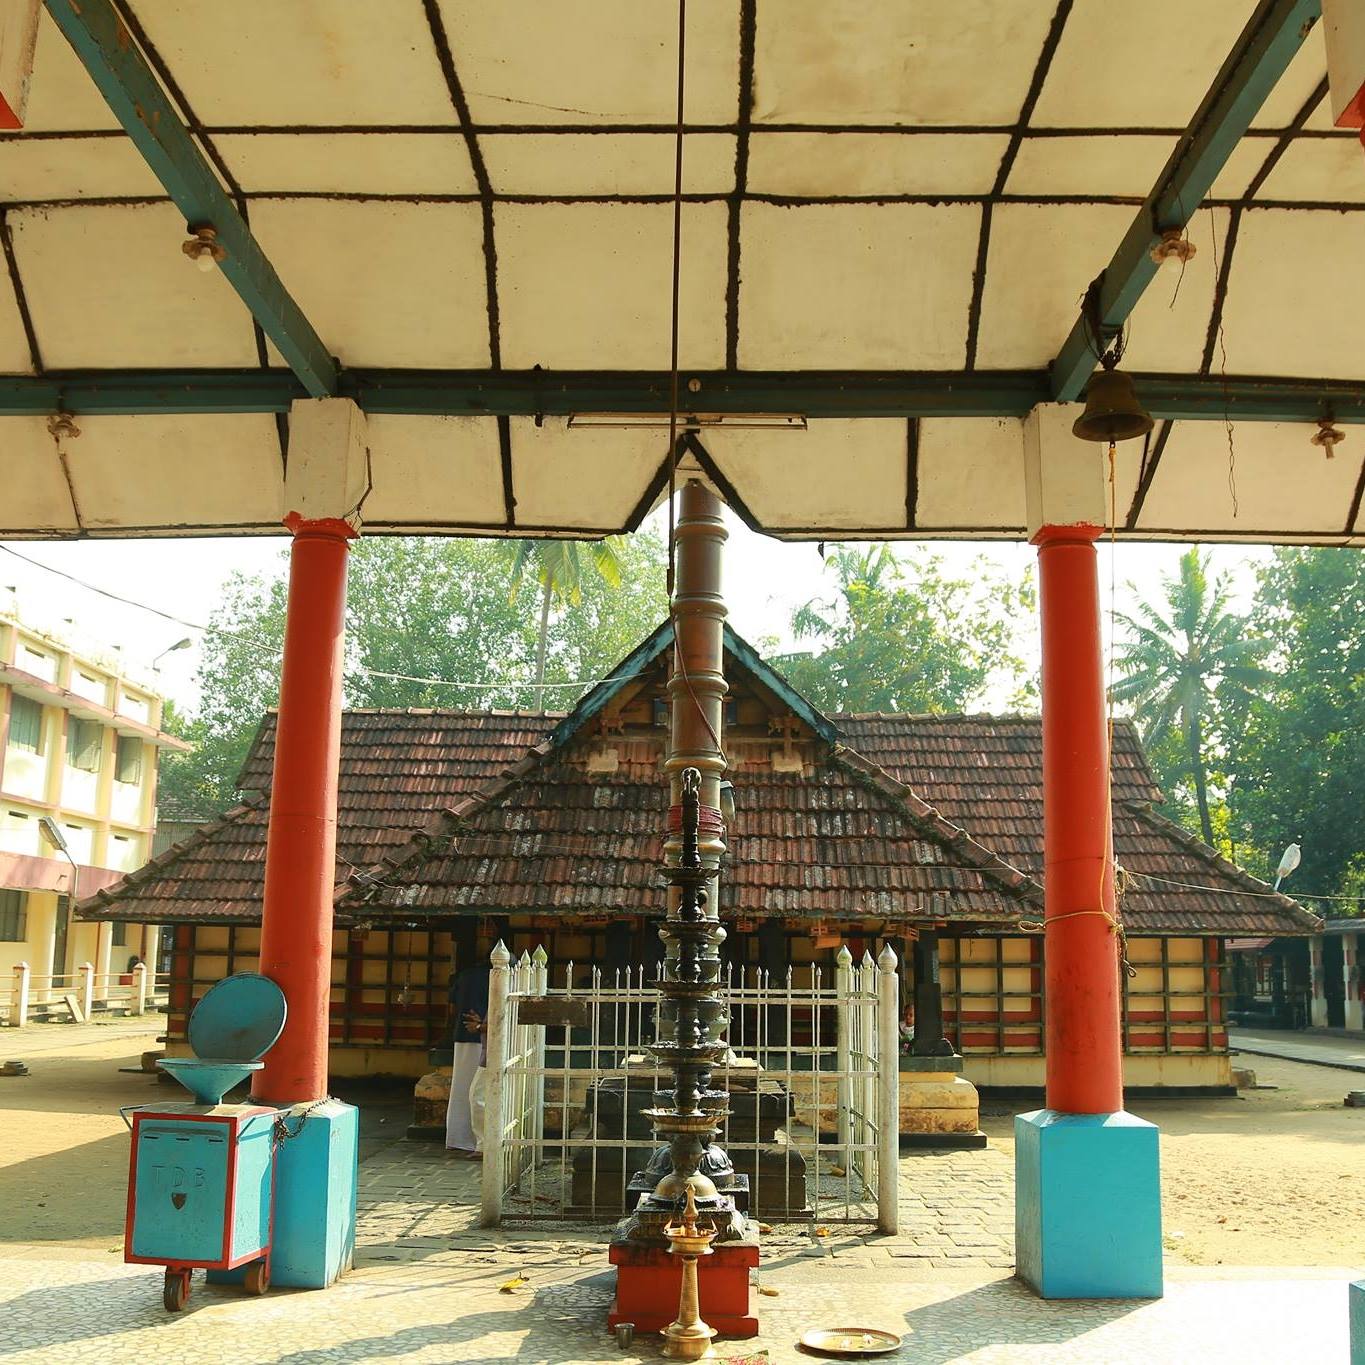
[265, 1100, 358, 1289]
[1350, 1280, 1365, 1363]
[1015, 1109, 1162, 1299]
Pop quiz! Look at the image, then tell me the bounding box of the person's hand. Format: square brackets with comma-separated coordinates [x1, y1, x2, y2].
[463, 1010, 486, 1033]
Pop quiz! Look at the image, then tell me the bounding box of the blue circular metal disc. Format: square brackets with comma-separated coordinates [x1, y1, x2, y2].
[188, 971, 288, 1062]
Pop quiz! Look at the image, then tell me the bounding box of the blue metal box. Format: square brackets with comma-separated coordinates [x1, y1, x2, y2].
[126, 1103, 276, 1308]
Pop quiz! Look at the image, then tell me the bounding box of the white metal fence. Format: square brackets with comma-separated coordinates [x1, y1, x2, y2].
[1, 962, 169, 1026]
[480, 940, 899, 1233]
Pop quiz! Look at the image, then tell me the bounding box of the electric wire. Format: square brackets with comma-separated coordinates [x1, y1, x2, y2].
[1126, 869, 1365, 907]
[0, 542, 640, 694]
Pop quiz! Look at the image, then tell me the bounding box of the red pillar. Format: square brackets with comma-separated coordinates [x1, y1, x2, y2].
[253, 513, 355, 1105]
[1035, 523, 1123, 1115]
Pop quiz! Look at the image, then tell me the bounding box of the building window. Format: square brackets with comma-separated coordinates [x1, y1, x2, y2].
[112, 920, 127, 947]
[66, 718, 102, 772]
[8, 695, 43, 753]
[0, 889, 26, 941]
[115, 735, 142, 784]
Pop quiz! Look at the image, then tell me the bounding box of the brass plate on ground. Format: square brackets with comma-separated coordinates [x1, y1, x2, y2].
[798, 1327, 901, 1357]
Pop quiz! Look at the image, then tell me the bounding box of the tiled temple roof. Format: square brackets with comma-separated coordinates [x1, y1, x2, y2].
[81, 634, 1317, 937]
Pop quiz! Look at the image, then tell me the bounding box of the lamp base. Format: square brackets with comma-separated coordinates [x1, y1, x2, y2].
[608, 1239, 759, 1338]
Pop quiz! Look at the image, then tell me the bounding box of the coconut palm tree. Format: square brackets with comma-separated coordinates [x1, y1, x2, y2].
[1112, 549, 1270, 846]
[499, 538, 624, 707]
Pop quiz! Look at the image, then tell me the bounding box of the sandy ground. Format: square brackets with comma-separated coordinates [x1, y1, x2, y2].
[981, 1052, 1365, 1267]
[2, 1022, 1363, 1267]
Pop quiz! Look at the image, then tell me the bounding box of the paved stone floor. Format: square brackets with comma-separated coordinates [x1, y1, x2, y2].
[1232, 1027, 1365, 1074]
[0, 1136, 1355, 1362]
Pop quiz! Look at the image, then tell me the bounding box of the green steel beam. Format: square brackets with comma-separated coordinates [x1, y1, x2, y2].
[43, 0, 337, 397]
[1049, 0, 1322, 401]
[0, 368, 1360, 423]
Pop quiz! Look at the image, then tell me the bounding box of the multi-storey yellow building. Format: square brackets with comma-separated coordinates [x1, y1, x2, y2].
[0, 610, 186, 1000]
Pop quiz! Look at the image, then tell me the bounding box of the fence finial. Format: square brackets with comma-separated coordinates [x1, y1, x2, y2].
[531, 944, 549, 965]
[877, 941, 899, 972]
[836, 944, 853, 967]
[490, 939, 512, 967]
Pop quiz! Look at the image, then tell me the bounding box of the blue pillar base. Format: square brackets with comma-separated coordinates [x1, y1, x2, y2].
[1350, 1280, 1365, 1364]
[1015, 1109, 1162, 1300]
[265, 1099, 358, 1289]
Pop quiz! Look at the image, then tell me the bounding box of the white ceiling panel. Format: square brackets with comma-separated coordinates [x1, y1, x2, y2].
[748, 132, 1008, 197]
[1221, 209, 1365, 379]
[18, 11, 119, 133]
[133, 0, 455, 126]
[65, 415, 282, 530]
[438, 0, 739, 126]
[509, 418, 662, 528]
[0, 418, 80, 533]
[915, 418, 1026, 530]
[363, 415, 505, 526]
[1005, 135, 1276, 202]
[975, 204, 1222, 373]
[9, 202, 258, 367]
[739, 203, 979, 369]
[0, 254, 35, 373]
[0, 135, 163, 202]
[754, 2, 1056, 126]
[216, 134, 477, 196]
[704, 419, 905, 530]
[497, 202, 728, 368]
[1254, 137, 1365, 202]
[249, 200, 490, 368]
[1138, 420, 1361, 536]
[1123, 207, 1228, 374]
[481, 133, 735, 196]
[1033, 1, 1247, 129]
[1252, 31, 1332, 128]
[1005, 136, 1174, 199]
[1209, 139, 1277, 199]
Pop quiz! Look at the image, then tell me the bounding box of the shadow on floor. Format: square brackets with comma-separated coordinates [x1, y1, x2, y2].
[0, 1130, 130, 1245]
[898, 1277, 1144, 1364]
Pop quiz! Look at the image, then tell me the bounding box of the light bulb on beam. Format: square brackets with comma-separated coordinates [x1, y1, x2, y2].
[182, 224, 227, 274]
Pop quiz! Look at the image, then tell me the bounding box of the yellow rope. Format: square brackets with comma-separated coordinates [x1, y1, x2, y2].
[1019, 908, 1137, 979]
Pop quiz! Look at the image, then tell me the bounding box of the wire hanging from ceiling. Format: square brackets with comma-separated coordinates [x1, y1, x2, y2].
[1207, 210, 1239, 518]
[661, 0, 727, 769]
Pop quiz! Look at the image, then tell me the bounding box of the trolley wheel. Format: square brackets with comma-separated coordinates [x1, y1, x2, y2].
[243, 1259, 269, 1296]
[163, 1268, 191, 1312]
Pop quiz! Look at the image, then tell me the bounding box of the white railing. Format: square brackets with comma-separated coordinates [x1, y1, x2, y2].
[3, 961, 156, 1026]
[481, 940, 899, 1233]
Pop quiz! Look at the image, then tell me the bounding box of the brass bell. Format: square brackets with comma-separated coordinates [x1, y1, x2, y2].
[1072, 367, 1153, 443]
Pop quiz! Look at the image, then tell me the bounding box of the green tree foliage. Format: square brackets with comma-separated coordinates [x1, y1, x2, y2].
[158, 533, 666, 816]
[1229, 548, 1365, 899]
[778, 545, 1036, 714]
[495, 537, 624, 697]
[1112, 549, 1270, 846]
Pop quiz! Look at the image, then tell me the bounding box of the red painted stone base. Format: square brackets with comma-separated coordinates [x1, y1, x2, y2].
[607, 1240, 760, 1337]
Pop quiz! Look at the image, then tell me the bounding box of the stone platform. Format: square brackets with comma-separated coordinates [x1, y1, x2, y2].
[900, 1053, 987, 1147]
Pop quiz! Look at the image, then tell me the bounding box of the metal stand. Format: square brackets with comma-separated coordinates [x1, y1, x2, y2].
[623, 769, 745, 1244]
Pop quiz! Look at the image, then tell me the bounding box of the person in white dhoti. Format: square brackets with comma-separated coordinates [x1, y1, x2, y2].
[445, 963, 490, 1157]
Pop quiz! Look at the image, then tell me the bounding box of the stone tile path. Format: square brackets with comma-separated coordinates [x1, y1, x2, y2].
[0, 1134, 1354, 1362]
[1231, 1028, 1365, 1074]
[357, 1139, 1015, 1273]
